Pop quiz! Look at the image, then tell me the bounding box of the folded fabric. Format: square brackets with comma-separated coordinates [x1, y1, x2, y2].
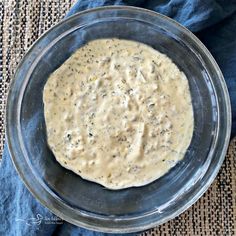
[1, 1, 236, 236]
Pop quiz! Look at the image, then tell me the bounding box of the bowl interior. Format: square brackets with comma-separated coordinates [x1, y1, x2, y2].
[20, 18, 217, 217]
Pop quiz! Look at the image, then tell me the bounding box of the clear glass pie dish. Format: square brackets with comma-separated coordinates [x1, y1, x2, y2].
[6, 6, 231, 233]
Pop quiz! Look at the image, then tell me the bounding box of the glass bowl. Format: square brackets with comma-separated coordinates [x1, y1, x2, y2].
[6, 6, 231, 233]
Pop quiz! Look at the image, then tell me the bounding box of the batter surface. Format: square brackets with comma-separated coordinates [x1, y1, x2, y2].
[43, 38, 194, 189]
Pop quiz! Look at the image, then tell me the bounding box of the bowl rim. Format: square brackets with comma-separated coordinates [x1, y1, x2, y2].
[6, 5, 232, 233]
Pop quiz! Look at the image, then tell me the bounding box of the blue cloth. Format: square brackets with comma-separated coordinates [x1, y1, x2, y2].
[1, 1, 236, 236]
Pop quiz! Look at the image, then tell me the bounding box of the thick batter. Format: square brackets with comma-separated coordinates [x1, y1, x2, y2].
[43, 38, 194, 189]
